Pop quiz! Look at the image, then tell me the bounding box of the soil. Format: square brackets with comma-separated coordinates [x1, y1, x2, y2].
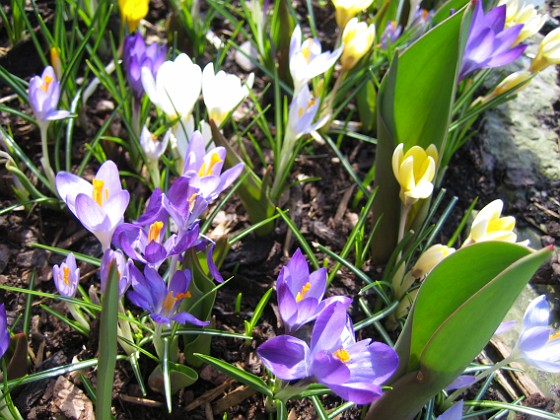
[0, 1, 559, 419]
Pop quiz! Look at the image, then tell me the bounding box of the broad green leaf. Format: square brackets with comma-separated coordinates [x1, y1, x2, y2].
[432, 0, 470, 25]
[409, 242, 532, 369]
[96, 262, 119, 420]
[420, 245, 552, 374]
[371, 10, 464, 261]
[194, 353, 273, 398]
[148, 363, 198, 395]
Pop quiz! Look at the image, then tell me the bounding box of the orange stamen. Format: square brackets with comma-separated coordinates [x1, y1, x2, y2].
[198, 153, 223, 177]
[39, 75, 54, 92]
[333, 348, 350, 363]
[148, 221, 164, 243]
[62, 266, 71, 285]
[92, 179, 106, 206]
[295, 282, 311, 302]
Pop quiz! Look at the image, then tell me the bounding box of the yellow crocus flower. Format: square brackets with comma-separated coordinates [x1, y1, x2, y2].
[499, 0, 547, 45]
[530, 27, 560, 73]
[332, 0, 374, 30]
[392, 143, 438, 206]
[462, 199, 518, 246]
[118, 0, 149, 32]
[340, 18, 376, 71]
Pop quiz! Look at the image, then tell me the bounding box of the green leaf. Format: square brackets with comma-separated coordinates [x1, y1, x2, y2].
[420, 245, 552, 375]
[370, 10, 465, 262]
[96, 262, 119, 420]
[194, 353, 273, 398]
[148, 363, 198, 395]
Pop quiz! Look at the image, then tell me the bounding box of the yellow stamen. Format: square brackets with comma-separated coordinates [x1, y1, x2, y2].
[333, 348, 350, 363]
[302, 46, 311, 62]
[62, 266, 70, 285]
[188, 192, 198, 213]
[549, 330, 560, 341]
[298, 106, 305, 118]
[148, 221, 164, 243]
[40, 75, 54, 92]
[162, 291, 176, 314]
[198, 153, 223, 177]
[307, 98, 316, 109]
[295, 282, 311, 302]
[92, 179, 106, 207]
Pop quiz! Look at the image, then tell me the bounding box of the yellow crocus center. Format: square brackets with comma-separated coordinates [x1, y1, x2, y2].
[92, 179, 108, 207]
[40, 75, 54, 92]
[62, 266, 70, 285]
[295, 282, 311, 302]
[297, 98, 317, 118]
[302, 45, 312, 62]
[198, 153, 223, 177]
[549, 330, 560, 342]
[333, 348, 350, 363]
[148, 221, 163, 243]
[162, 290, 192, 315]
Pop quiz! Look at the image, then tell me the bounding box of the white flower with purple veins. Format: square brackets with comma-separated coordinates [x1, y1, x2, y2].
[289, 25, 342, 95]
[515, 295, 560, 372]
[28, 66, 70, 127]
[202, 63, 254, 127]
[55, 161, 130, 251]
[287, 84, 328, 139]
[52, 253, 80, 298]
[141, 53, 202, 120]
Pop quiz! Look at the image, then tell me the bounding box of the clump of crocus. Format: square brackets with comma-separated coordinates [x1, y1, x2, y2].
[276, 249, 351, 333]
[257, 301, 399, 404]
[123, 33, 167, 103]
[459, 0, 527, 81]
[202, 63, 254, 127]
[462, 199, 520, 246]
[28, 66, 71, 186]
[0, 304, 9, 360]
[340, 18, 376, 71]
[142, 53, 202, 121]
[118, 0, 149, 32]
[530, 27, 560, 73]
[331, 0, 374, 30]
[392, 143, 438, 207]
[498, 0, 547, 45]
[289, 25, 343, 95]
[55, 160, 130, 251]
[513, 295, 560, 372]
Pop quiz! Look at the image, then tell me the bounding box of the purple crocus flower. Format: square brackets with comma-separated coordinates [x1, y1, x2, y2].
[52, 253, 80, 298]
[459, 0, 527, 81]
[515, 295, 560, 372]
[28, 66, 70, 127]
[123, 32, 167, 101]
[100, 249, 131, 297]
[127, 263, 210, 327]
[112, 205, 200, 268]
[55, 161, 130, 251]
[163, 177, 208, 231]
[0, 304, 9, 359]
[277, 248, 351, 333]
[182, 131, 244, 202]
[380, 21, 402, 49]
[437, 400, 464, 420]
[257, 302, 399, 404]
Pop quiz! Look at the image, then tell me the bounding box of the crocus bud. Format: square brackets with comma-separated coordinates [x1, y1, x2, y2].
[340, 18, 376, 71]
[50, 47, 62, 81]
[530, 27, 560, 73]
[476, 70, 532, 105]
[332, 0, 374, 30]
[462, 199, 518, 246]
[410, 244, 455, 278]
[118, 0, 149, 32]
[392, 143, 438, 206]
[140, 126, 168, 163]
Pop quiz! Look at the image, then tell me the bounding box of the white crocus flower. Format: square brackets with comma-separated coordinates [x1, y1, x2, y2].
[140, 126, 169, 163]
[202, 63, 254, 127]
[141, 53, 202, 120]
[289, 25, 343, 95]
[287, 84, 329, 139]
